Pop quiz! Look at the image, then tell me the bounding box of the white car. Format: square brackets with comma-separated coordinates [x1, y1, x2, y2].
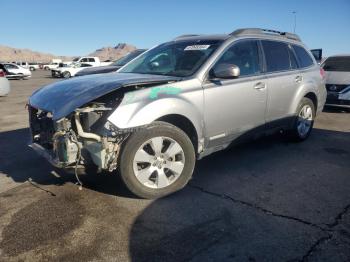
[16, 62, 40, 71]
[3, 63, 32, 79]
[322, 55, 350, 108]
[72, 56, 111, 66]
[0, 69, 10, 96]
[51, 63, 93, 78]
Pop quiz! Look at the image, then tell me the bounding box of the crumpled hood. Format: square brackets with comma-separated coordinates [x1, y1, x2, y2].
[77, 65, 120, 76]
[29, 73, 180, 120]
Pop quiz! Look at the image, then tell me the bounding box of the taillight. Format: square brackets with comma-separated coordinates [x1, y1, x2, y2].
[320, 68, 326, 79]
[0, 70, 6, 77]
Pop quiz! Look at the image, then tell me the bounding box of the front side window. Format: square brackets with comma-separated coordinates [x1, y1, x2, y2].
[213, 40, 261, 77]
[322, 56, 350, 72]
[88, 58, 95, 62]
[119, 40, 223, 77]
[293, 45, 314, 68]
[262, 41, 291, 72]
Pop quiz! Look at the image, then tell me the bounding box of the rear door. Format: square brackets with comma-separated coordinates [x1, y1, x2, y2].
[203, 39, 267, 147]
[262, 40, 300, 128]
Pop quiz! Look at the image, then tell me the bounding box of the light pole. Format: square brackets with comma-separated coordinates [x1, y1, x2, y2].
[292, 11, 297, 33]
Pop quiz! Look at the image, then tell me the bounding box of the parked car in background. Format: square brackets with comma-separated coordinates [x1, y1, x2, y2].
[43, 59, 62, 70]
[51, 62, 93, 78]
[0, 68, 10, 96]
[75, 49, 147, 77]
[71, 56, 112, 67]
[16, 62, 40, 71]
[2, 63, 32, 79]
[322, 55, 350, 108]
[28, 62, 40, 71]
[28, 28, 326, 198]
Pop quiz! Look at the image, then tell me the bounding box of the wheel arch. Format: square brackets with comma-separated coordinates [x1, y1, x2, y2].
[156, 114, 199, 153]
[304, 92, 318, 110]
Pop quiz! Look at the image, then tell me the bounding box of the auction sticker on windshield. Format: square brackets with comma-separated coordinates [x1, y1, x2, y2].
[184, 45, 210, 51]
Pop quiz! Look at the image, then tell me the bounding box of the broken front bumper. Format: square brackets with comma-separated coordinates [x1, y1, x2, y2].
[29, 142, 66, 168]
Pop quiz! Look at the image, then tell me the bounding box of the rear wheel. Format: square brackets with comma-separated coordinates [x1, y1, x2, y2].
[288, 97, 315, 141]
[119, 121, 195, 199]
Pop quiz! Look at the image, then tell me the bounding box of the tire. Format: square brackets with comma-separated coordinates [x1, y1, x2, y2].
[119, 121, 196, 199]
[44, 66, 49, 70]
[288, 97, 315, 142]
[62, 71, 71, 78]
[29, 67, 35, 71]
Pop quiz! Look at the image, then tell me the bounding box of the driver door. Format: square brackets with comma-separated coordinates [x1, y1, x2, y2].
[203, 40, 267, 147]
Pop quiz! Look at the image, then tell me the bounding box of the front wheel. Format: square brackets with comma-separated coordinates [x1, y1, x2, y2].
[288, 97, 315, 141]
[119, 122, 196, 199]
[62, 71, 71, 78]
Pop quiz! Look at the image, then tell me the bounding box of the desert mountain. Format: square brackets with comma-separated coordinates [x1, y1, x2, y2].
[88, 43, 137, 61]
[0, 43, 137, 63]
[0, 45, 71, 63]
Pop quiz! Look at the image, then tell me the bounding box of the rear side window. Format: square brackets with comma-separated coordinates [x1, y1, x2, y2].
[293, 45, 314, 68]
[262, 41, 291, 72]
[88, 58, 95, 62]
[322, 56, 350, 72]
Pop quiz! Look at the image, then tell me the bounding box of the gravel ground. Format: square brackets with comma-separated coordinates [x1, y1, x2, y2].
[0, 70, 349, 261]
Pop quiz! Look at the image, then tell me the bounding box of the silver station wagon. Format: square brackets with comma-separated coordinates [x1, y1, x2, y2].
[28, 28, 326, 198]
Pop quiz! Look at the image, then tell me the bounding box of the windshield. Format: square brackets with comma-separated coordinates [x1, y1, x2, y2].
[119, 40, 223, 77]
[322, 56, 350, 72]
[112, 50, 145, 67]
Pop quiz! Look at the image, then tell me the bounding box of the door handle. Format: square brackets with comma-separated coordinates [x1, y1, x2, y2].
[295, 75, 303, 83]
[254, 82, 266, 90]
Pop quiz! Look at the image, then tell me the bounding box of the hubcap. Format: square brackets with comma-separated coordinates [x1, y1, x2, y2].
[297, 105, 313, 137]
[133, 136, 185, 189]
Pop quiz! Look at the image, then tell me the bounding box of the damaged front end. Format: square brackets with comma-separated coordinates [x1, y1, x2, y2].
[29, 96, 128, 174]
[28, 73, 181, 176]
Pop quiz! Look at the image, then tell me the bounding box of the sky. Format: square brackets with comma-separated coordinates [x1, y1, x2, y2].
[1, 0, 349, 57]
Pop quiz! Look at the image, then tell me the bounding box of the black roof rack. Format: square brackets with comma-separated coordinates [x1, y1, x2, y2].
[230, 28, 301, 42]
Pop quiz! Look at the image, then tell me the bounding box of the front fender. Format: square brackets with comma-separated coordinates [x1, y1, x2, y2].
[107, 88, 203, 139]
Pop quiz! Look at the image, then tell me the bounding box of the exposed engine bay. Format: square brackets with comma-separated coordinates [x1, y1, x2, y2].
[29, 93, 129, 174]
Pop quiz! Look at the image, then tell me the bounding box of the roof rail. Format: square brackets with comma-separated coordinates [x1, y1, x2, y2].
[230, 28, 301, 42]
[174, 34, 200, 40]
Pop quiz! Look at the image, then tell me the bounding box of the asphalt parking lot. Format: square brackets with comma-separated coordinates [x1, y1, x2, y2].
[0, 70, 349, 261]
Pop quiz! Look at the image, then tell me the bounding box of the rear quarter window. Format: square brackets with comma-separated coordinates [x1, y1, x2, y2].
[293, 45, 314, 68]
[262, 41, 291, 72]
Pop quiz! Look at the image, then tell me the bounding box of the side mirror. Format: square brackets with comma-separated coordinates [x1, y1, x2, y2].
[211, 63, 240, 79]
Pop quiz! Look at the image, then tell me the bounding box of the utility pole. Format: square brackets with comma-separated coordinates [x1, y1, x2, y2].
[292, 11, 297, 33]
